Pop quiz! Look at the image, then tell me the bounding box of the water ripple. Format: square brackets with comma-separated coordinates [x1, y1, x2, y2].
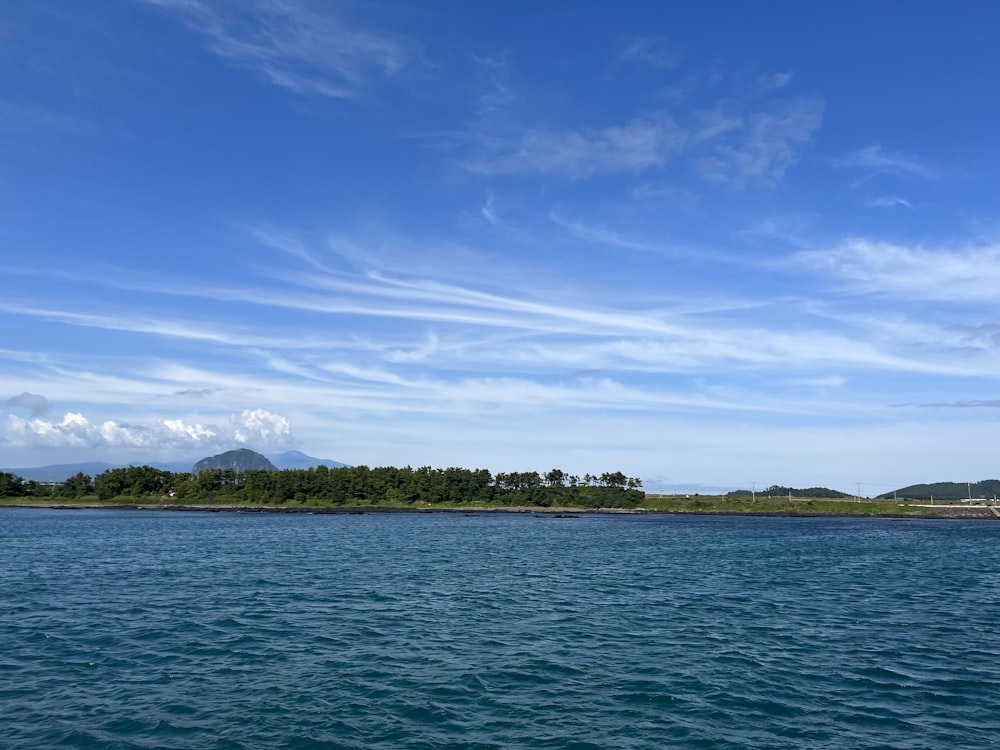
[1, 510, 998, 749]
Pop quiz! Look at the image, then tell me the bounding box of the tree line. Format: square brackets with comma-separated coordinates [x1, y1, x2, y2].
[1, 466, 644, 508]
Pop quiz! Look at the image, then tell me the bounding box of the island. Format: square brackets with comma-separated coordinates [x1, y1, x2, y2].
[2, 463, 997, 518]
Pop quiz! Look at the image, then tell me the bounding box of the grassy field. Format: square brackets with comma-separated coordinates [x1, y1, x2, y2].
[637, 494, 942, 516]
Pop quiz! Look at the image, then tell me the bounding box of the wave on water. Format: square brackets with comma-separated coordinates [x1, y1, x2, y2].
[1, 510, 998, 749]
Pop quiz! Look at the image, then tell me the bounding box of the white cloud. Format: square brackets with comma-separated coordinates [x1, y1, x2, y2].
[549, 211, 669, 254]
[867, 195, 914, 209]
[630, 181, 699, 205]
[139, 0, 412, 98]
[834, 144, 936, 179]
[0, 300, 351, 353]
[690, 109, 744, 143]
[783, 375, 847, 388]
[697, 98, 825, 187]
[231, 408, 294, 449]
[618, 36, 681, 69]
[793, 238, 1000, 301]
[754, 71, 793, 93]
[2, 408, 295, 454]
[459, 61, 821, 187]
[481, 193, 499, 225]
[462, 116, 686, 178]
[902, 399, 1000, 409]
[161, 418, 218, 441]
[473, 52, 515, 115]
[384, 332, 440, 364]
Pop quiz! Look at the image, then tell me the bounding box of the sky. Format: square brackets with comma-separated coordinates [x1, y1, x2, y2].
[2, 1, 1000, 494]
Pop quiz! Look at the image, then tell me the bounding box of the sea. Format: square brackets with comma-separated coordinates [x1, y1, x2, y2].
[1, 508, 998, 749]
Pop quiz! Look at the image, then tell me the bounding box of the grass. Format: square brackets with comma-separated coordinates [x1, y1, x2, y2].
[0, 494, 962, 518]
[638, 494, 938, 516]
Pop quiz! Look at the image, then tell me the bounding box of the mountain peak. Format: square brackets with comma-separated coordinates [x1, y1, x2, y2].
[192, 448, 277, 473]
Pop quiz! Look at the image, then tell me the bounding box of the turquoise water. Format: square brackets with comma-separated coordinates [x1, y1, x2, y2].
[1, 509, 998, 749]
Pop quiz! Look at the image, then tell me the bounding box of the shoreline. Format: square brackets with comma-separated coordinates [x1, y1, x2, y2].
[2, 501, 996, 519]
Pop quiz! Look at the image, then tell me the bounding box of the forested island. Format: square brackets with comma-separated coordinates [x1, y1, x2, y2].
[3, 466, 998, 518]
[0, 465, 644, 508]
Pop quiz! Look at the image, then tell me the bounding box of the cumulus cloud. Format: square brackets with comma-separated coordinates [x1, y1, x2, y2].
[231, 408, 294, 449]
[5, 391, 51, 415]
[1, 408, 296, 454]
[3, 412, 217, 450]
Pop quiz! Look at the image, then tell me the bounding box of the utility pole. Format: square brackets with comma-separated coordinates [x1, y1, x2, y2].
[752, 481, 756, 502]
[856, 482, 861, 503]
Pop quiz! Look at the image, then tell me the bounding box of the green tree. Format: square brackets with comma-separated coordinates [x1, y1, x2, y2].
[58, 472, 93, 498]
[545, 469, 567, 487]
[0, 472, 25, 497]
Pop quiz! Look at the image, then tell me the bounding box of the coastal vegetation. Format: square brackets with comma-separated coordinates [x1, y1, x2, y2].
[642, 494, 940, 517]
[727, 485, 850, 499]
[0, 466, 644, 508]
[3, 468, 995, 518]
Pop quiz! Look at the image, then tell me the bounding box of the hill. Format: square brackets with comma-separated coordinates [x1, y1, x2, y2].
[266, 450, 349, 470]
[880, 480, 1000, 501]
[192, 448, 277, 473]
[1, 461, 119, 483]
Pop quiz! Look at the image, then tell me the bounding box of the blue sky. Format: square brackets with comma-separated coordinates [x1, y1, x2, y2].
[3, 1, 1000, 493]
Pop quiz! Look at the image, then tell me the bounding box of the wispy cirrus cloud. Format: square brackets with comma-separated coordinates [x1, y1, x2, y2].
[618, 36, 681, 69]
[548, 210, 672, 254]
[834, 144, 936, 180]
[461, 115, 686, 178]
[753, 71, 793, 94]
[461, 82, 822, 186]
[867, 195, 914, 209]
[0, 301, 352, 352]
[480, 193, 500, 225]
[696, 97, 825, 187]
[899, 400, 1000, 409]
[139, 0, 414, 98]
[472, 52, 515, 115]
[7, 234, 994, 384]
[793, 238, 1000, 301]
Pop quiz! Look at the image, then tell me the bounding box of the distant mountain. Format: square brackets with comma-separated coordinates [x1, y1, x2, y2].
[3, 449, 351, 483]
[192, 448, 277, 473]
[880, 480, 1000, 501]
[266, 450, 349, 470]
[152, 460, 201, 474]
[2, 461, 119, 483]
